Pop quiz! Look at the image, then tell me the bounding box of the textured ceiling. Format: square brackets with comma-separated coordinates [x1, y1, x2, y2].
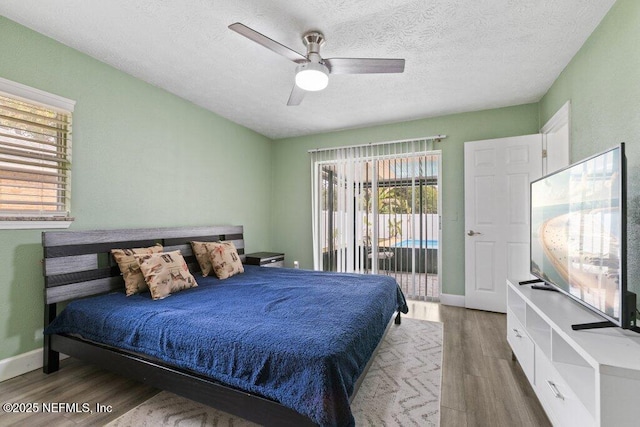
[0, 0, 616, 139]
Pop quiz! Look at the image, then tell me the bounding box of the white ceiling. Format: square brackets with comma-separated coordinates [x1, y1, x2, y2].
[0, 0, 616, 139]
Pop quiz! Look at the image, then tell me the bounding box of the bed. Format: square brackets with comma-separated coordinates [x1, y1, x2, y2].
[42, 225, 408, 426]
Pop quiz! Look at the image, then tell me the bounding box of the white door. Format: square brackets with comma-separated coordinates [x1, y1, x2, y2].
[464, 135, 542, 312]
[541, 100, 571, 175]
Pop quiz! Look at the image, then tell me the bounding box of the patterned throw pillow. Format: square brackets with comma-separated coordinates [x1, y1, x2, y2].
[190, 241, 216, 276]
[134, 250, 198, 300]
[208, 241, 244, 279]
[111, 244, 163, 296]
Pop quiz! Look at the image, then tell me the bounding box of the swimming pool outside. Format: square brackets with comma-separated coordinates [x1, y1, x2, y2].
[392, 239, 438, 249]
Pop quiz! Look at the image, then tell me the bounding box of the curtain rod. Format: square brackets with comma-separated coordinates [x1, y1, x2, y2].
[307, 135, 447, 153]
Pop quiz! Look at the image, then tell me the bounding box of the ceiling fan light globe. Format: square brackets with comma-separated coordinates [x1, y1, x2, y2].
[295, 63, 329, 91]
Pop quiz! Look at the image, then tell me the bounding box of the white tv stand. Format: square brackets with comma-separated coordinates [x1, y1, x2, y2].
[506, 279, 640, 426]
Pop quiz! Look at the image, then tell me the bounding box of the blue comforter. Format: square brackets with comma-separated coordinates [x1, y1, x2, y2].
[45, 266, 408, 426]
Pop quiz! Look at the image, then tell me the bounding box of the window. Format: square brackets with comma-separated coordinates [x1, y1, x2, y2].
[0, 77, 75, 229]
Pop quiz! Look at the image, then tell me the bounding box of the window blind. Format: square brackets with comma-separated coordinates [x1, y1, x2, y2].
[310, 137, 444, 301]
[0, 93, 72, 217]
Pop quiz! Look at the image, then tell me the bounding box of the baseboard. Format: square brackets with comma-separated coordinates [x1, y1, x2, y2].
[439, 293, 465, 307]
[0, 348, 43, 382]
[0, 349, 68, 382]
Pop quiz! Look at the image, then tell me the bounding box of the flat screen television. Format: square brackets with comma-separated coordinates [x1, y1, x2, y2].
[530, 143, 637, 331]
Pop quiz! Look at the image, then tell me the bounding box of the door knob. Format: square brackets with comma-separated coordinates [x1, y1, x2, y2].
[467, 230, 482, 236]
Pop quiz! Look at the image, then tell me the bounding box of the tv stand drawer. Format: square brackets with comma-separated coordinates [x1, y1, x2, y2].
[507, 311, 534, 383]
[534, 347, 593, 426]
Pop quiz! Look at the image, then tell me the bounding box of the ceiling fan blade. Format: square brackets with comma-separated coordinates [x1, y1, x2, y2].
[229, 23, 307, 63]
[287, 84, 306, 106]
[324, 58, 405, 74]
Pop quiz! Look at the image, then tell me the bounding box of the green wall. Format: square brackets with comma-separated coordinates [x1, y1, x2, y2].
[539, 0, 640, 298]
[0, 17, 273, 360]
[271, 104, 540, 295]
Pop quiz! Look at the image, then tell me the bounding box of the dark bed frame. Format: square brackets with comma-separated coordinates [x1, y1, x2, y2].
[42, 225, 400, 426]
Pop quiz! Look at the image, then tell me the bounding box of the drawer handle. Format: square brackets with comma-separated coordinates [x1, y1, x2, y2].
[512, 328, 523, 338]
[546, 380, 564, 400]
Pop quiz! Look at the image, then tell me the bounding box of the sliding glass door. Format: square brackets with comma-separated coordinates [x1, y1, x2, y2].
[311, 139, 441, 301]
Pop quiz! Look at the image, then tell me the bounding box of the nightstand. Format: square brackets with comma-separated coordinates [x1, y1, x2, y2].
[245, 252, 285, 268]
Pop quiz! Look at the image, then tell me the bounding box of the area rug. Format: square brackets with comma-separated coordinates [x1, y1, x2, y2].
[106, 317, 443, 427]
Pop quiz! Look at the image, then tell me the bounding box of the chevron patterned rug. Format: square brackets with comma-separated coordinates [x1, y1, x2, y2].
[106, 318, 443, 426]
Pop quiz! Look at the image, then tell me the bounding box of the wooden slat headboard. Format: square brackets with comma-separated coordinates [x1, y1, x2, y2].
[42, 225, 244, 304]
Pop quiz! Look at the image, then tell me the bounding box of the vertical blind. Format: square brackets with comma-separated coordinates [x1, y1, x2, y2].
[310, 137, 442, 300]
[0, 92, 73, 217]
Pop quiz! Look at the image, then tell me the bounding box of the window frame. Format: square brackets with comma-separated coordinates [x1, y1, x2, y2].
[0, 77, 75, 229]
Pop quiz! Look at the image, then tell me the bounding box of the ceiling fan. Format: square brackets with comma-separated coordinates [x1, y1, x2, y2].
[228, 23, 405, 106]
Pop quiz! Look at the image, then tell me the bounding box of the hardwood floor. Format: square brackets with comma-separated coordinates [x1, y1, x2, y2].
[0, 357, 158, 426]
[0, 303, 550, 426]
[404, 301, 550, 427]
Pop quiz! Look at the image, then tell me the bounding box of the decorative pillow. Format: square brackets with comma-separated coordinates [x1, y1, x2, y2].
[111, 244, 163, 296]
[190, 241, 216, 276]
[134, 250, 197, 300]
[208, 241, 244, 280]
